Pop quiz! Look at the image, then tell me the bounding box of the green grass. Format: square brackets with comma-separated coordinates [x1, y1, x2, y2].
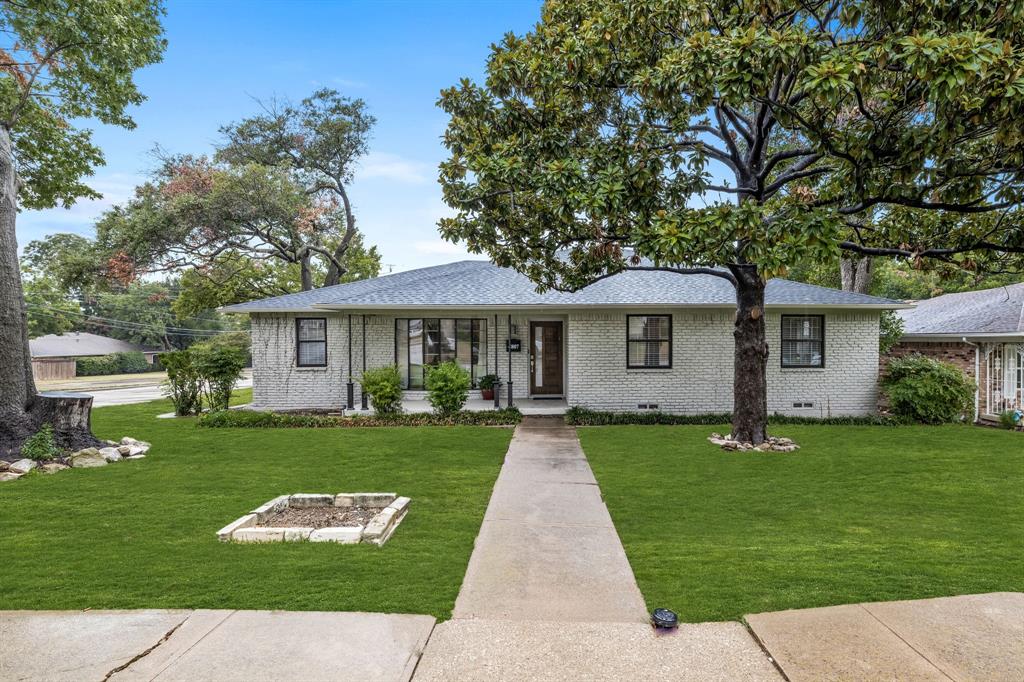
[580, 424, 1024, 623]
[0, 392, 511, 618]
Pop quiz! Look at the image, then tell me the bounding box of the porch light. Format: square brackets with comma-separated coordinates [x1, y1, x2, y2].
[651, 608, 678, 629]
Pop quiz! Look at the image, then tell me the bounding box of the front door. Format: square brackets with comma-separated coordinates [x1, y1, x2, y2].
[530, 321, 563, 396]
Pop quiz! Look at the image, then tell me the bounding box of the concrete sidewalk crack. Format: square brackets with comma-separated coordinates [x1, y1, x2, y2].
[858, 605, 956, 681]
[101, 616, 188, 681]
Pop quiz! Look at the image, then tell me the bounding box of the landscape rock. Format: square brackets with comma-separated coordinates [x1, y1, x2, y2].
[708, 433, 800, 453]
[216, 513, 256, 541]
[0, 460, 9, 472]
[121, 437, 151, 448]
[9, 458, 37, 473]
[39, 463, 69, 474]
[125, 454, 146, 460]
[70, 449, 107, 468]
[117, 445, 131, 456]
[308, 527, 362, 544]
[98, 447, 123, 463]
[289, 493, 334, 508]
[233, 527, 285, 543]
[0, 472, 23, 482]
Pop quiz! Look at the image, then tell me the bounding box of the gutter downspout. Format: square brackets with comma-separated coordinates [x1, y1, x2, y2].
[963, 337, 980, 423]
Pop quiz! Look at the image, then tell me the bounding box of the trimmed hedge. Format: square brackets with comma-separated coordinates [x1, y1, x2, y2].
[564, 406, 909, 427]
[76, 351, 158, 376]
[197, 407, 523, 429]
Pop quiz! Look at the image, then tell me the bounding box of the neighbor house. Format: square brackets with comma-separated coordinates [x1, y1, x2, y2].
[29, 332, 159, 381]
[222, 260, 907, 416]
[888, 282, 1024, 422]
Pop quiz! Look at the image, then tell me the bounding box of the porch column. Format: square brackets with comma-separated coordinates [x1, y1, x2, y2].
[346, 314, 354, 409]
[507, 313, 514, 408]
[493, 313, 501, 408]
[361, 314, 369, 410]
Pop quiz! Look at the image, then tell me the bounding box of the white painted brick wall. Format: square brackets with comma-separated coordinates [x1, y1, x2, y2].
[250, 308, 881, 416]
[567, 310, 881, 416]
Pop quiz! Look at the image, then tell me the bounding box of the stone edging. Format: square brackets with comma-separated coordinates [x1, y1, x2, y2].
[217, 493, 410, 545]
[0, 437, 150, 482]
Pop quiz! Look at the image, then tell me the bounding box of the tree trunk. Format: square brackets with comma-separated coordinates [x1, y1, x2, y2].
[729, 263, 769, 445]
[0, 126, 101, 457]
[299, 251, 314, 291]
[0, 125, 38, 453]
[840, 256, 872, 294]
[33, 392, 100, 451]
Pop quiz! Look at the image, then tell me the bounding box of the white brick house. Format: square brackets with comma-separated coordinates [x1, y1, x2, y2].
[223, 260, 907, 417]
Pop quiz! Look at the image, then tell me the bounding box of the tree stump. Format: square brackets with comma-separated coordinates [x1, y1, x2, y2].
[33, 392, 102, 451]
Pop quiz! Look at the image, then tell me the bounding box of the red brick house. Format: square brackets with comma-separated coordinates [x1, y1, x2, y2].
[888, 283, 1024, 423]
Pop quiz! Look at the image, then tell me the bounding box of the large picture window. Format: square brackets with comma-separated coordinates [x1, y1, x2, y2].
[396, 318, 487, 388]
[627, 315, 672, 368]
[296, 317, 327, 367]
[781, 315, 824, 368]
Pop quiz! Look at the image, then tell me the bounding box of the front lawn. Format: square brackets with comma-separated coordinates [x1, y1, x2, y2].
[580, 424, 1024, 623]
[0, 394, 511, 619]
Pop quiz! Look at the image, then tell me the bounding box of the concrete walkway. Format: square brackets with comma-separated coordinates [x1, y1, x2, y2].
[414, 417, 780, 680]
[0, 609, 434, 682]
[746, 592, 1024, 681]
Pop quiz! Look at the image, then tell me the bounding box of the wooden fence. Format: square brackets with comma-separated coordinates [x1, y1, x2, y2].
[31, 358, 77, 382]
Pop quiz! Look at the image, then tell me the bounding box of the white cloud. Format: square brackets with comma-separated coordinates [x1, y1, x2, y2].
[358, 151, 431, 184]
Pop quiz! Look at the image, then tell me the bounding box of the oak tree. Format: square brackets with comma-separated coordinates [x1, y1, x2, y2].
[0, 0, 165, 454]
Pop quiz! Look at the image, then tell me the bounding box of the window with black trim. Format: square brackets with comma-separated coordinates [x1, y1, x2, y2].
[296, 318, 327, 367]
[781, 315, 824, 368]
[627, 315, 672, 368]
[395, 318, 488, 389]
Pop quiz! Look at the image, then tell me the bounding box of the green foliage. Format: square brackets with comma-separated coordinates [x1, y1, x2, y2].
[360, 365, 404, 415]
[160, 350, 202, 416]
[76, 351, 156, 376]
[882, 355, 976, 424]
[0, 1, 166, 210]
[998, 410, 1022, 430]
[19, 424, 59, 461]
[172, 235, 380, 318]
[437, 1, 1024, 291]
[564, 406, 906, 427]
[425, 361, 471, 416]
[23, 274, 78, 337]
[190, 342, 247, 412]
[879, 310, 905, 354]
[197, 407, 522, 428]
[477, 374, 499, 390]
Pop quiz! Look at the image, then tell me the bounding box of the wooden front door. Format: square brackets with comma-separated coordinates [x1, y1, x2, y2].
[530, 321, 563, 395]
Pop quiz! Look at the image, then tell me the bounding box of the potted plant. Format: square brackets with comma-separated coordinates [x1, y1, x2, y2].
[478, 374, 499, 401]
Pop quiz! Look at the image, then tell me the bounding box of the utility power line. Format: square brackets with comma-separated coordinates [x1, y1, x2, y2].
[26, 304, 249, 336]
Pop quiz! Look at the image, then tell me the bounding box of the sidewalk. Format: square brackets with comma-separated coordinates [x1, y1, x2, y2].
[0, 609, 434, 681]
[413, 417, 780, 680]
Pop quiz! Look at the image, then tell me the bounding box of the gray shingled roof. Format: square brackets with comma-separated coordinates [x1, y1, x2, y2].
[30, 332, 152, 358]
[221, 260, 905, 312]
[898, 282, 1024, 336]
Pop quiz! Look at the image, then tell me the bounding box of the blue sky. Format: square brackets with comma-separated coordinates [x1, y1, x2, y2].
[17, 0, 543, 273]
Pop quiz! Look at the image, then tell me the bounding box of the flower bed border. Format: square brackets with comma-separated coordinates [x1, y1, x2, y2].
[217, 492, 410, 545]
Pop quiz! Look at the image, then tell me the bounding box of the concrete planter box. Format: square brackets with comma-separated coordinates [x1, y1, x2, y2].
[217, 492, 409, 545]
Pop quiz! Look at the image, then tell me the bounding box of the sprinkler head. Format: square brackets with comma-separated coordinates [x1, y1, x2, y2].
[651, 608, 678, 629]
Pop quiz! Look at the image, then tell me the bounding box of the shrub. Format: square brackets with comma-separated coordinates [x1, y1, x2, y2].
[76, 351, 155, 376]
[425, 361, 470, 415]
[360, 365, 403, 415]
[197, 407, 522, 428]
[20, 423, 59, 460]
[882, 354, 975, 424]
[998, 410, 1022, 430]
[879, 310, 905, 354]
[191, 342, 248, 412]
[160, 350, 203, 416]
[564, 406, 909, 427]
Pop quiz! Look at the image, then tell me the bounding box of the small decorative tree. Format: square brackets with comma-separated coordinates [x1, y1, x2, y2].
[425, 362, 471, 416]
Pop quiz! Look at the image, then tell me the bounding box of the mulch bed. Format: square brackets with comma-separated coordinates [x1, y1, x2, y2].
[261, 506, 379, 529]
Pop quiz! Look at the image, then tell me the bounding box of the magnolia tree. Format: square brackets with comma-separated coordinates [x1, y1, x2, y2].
[438, 0, 1024, 444]
[0, 0, 165, 454]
